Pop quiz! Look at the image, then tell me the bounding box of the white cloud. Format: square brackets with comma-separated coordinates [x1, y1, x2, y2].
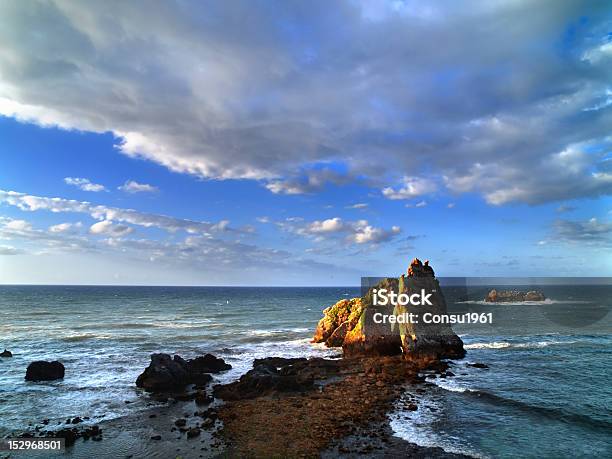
[445, 145, 612, 205]
[0, 245, 22, 255]
[1, 2, 609, 204]
[64, 177, 107, 192]
[447, 203, 455, 209]
[0, 205, 354, 280]
[282, 217, 401, 246]
[382, 177, 437, 200]
[0, 189, 229, 234]
[347, 203, 368, 209]
[90, 220, 133, 237]
[49, 222, 81, 233]
[5, 219, 31, 231]
[349, 222, 401, 245]
[256, 216, 270, 224]
[118, 180, 158, 193]
[265, 181, 306, 195]
[306, 218, 345, 234]
[0, 216, 95, 253]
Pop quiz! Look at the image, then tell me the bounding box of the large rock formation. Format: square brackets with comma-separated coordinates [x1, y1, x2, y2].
[136, 353, 231, 392]
[392, 259, 465, 361]
[312, 259, 465, 361]
[25, 361, 65, 381]
[485, 289, 545, 302]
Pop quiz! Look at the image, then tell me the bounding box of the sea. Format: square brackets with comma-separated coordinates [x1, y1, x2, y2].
[0, 284, 610, 458]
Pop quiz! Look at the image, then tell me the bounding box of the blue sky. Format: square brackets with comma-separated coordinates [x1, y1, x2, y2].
[0, 0, 611, 285]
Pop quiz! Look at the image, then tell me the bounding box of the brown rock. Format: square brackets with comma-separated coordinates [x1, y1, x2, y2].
[311, 298, 363, 345]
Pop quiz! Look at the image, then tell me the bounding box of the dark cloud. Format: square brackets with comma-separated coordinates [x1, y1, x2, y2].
[550, 217, 612, 246]
[0, 0, 611, 204]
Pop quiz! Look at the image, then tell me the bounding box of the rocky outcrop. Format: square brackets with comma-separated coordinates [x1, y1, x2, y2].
[311, 298, 363, 346]
[485, 289, 545, 302]
[214, 358, 315, 400]
[0, 349, 12, 357]
[343, 277, 403, 357]
[395, 259, 465, 361]
[313, 258, 465, 361]
[25, 361, 65, 381]
[187, 354, 232, 373]
[136, 353, 231, 392]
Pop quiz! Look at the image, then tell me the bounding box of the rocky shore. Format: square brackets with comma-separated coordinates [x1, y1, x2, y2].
[216, 356, 468, 458]
[214, 259, 468, 457]
[6, 259, 473, 458]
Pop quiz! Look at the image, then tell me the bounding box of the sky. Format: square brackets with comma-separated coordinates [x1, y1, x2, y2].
[0, 0, 611, 285]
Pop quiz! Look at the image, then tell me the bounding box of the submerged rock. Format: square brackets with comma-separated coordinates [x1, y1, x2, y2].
[136, 353, 230, 392]
[485, 289, 545, 302]
[0, 349, 12, 357]
[467, 362, 489, 369]
[25, 361, 65, 381]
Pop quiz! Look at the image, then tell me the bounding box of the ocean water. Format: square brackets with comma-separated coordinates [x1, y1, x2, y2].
[1, 284, 611, 458]
[391, 284, 612, 458]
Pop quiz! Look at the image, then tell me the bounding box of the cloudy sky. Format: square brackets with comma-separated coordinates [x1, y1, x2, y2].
[0, 0, 611, 285]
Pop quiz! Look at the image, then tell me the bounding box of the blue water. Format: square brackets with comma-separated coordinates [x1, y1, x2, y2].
[391, 284, 612, 458]
[0, 285, 611, 458]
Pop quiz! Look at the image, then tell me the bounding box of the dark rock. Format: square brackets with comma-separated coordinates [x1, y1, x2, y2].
[151, 435, 162, 440]
[25, 361, 65, 381]
[136, 353, 226, 392]
[0, 349, 12, 357]
[467, 362, 489, 369]
[253, 357, 307, 367]
[174, 392, 197, 401]
[136, 354, 189, 391]
[187, 354, 231, 373]
[196, 408, 218, 420]
[71, 417, 82, 424]
[195, 392, 213, 406]
[187, 427, 201, 438]
[55, 428, 78, 446]
[175, 418, 187, 427]
[213, 361, 314, 401]
[202, 418, 215, 428]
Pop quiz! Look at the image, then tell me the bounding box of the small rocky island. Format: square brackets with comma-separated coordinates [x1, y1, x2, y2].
[485, 288, 546, 302]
